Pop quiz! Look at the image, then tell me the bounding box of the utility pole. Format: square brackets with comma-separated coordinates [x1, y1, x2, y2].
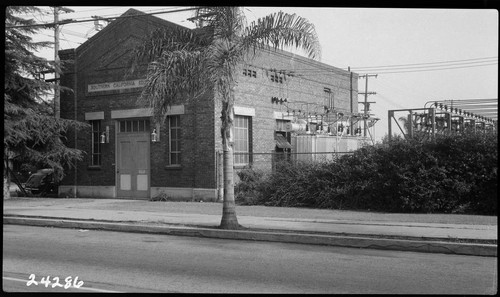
[358, 74, 377, 137]
[349, 67, 353, 136]
[53, 6, 60, 118]
[52, 6, 75, 118]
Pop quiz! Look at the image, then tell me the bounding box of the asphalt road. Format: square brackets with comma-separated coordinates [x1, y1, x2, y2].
[3, 225, 497, 294]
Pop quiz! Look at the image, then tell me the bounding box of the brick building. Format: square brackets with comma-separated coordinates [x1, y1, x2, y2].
[59, 9, 369, 201]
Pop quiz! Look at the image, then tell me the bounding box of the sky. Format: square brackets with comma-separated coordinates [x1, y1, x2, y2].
[28, 6, 498, 142]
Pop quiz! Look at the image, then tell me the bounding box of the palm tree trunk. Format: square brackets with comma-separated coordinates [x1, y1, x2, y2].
[219, 101, 240, 230]
[220, 145, 240, 229]
[4, 159, 11, 200]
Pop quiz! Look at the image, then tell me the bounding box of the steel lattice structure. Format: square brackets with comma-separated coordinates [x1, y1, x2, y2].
[388, 99, 497, 141]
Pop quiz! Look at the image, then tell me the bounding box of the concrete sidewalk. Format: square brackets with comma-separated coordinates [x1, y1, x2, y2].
[3, 198, 497, 257]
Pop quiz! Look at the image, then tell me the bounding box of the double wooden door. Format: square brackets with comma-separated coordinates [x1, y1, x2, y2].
[116, 132, 150, 199]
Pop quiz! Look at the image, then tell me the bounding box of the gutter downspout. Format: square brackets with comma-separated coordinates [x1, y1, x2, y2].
[74, 49, 78, 198]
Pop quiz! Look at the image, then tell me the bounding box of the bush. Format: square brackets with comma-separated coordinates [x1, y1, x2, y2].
[235, 167, 268, 205]
[239, 131, 497, 215]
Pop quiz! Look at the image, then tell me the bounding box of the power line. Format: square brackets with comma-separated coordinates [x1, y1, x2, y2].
[61, 28, 87, 38]
[351, 59, 498, 72]
[349, 56, 498, 70]
[64, 6, 132, 14]
[441, 99, 497, 103]
[290, 61, 497, 75]
[432, 99, 498, 121]
[375, 93, 406, 109]
[274, 57, 498, 75]
[35, 31, 74, 43]
[361, 62, 498, 74]
[377, 80, 422, 98]
[6, 7, 197, 29]
[61, 6, 187, 22]
[60, 31, 82, 47]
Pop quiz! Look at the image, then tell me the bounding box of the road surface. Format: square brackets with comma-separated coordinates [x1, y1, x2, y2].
[3, 225, 497, 293]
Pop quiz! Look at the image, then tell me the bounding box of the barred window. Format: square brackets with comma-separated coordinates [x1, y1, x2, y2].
[90, 120, 101, 166]
[324, 87, 333, 109]
[234, 115, 251, 165]
[243, 68, 257, 78]
[270, 73, 283, 83]
[169, 115, 181, 166]
[119, 119, 150, 133]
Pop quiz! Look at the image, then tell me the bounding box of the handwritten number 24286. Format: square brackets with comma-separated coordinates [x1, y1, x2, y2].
[27, 274, 84, 289]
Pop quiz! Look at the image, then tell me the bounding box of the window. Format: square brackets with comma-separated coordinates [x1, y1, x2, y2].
[234, 115, 251, 165]
[168, 115, 181, 166]
[243, 68, 257, 78]
[324, 87, 333, 109]
[119, 119, 150, 133]
[90, 120, 101, 166]
[275, 120, 292, 152]
[270, 73, 283, 83]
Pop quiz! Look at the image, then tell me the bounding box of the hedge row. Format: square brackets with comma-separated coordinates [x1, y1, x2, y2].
[235, 132, 497, 215]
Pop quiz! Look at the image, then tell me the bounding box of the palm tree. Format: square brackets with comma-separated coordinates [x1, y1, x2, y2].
[131, 7, 321, 229]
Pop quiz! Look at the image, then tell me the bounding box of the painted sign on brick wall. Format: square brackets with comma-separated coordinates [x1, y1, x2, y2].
[88, 79, 146, 93]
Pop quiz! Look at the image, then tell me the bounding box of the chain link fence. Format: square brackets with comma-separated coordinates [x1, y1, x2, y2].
[234, 151, 353, 172]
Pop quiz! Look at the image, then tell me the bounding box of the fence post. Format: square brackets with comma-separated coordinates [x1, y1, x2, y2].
[271, 150, 276, 173]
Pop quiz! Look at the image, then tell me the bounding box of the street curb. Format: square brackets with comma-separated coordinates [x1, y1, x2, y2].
[4, 216, 497, 257]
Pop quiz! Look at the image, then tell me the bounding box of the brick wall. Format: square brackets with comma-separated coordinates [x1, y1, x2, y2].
[59, 9, 359, 196]
[59, 10, 218, 192]
[230, 48, 358, 173]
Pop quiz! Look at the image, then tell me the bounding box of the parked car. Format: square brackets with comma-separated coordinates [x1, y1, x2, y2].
[24, 169, 58, 197]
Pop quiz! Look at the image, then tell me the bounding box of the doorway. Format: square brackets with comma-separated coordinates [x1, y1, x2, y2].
[116, 119, 150, 199]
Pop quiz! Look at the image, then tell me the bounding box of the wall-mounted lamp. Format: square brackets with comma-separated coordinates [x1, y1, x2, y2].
[100, 126, 110, 144]
[151, 129, 159, 142]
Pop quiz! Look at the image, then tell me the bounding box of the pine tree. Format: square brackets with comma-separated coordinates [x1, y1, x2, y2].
[4, 6, 88, 199]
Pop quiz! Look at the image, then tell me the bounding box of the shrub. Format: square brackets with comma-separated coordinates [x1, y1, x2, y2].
[247, 131, 497, 215]
[235, 167, 268, 205]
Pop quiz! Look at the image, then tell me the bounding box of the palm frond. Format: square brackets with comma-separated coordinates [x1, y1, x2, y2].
[205, 40, 244, 100]
[133, 7, 321, 124]
[241, 11, 321, 60]
[129, 26, 209, 74]
[195, 7, 247, 40]
[139, 49, 210, 123]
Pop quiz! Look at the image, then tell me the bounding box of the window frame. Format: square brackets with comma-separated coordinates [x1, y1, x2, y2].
[324, 87, 333, 109]
[119, 119, 150, 133]
[168, 115, 182, 166]
[90, 120, 102, 167]
[233, 115, 252, 166]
